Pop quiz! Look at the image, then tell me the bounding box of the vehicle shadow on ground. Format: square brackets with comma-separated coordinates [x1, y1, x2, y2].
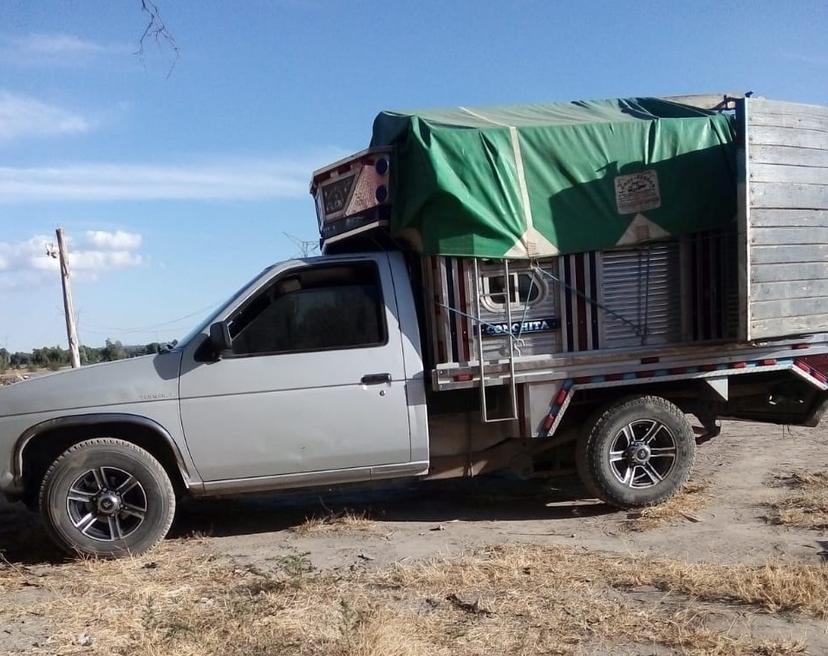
[170, 475, 613, 539]
[0, 501, 65, 565]
[0, 476, 609, 565]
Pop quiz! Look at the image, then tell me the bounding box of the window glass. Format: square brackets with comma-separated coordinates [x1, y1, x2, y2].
[228, 263, 386, 356]
[516, 273, 541, 303]
[488, 276, 508, 305]
[177, 267, 275, 347]
[484, 273, 541, 307]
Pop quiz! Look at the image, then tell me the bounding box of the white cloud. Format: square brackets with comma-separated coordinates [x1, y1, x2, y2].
[86, 230, 143, 251]
[0, 151, 346, 203]
[3, 33, 130, 64]
[781, 52, 828, 67]
[19, 33, 109, 55]
[0, 91, 91, 142]
[0, 229, 144, 290]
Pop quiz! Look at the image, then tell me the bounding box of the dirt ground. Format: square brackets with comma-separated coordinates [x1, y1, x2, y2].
[1, 419, 826, 655]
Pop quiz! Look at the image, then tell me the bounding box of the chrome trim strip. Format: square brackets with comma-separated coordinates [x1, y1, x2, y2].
[200, 460, 430, 497]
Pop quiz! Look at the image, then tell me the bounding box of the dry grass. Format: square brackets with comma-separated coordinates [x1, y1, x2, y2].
[1, 540, 824, 656]
[766, 470, 828, 530]
[291, 509, 378, 535]
[595, 554, 828, 617]
[625, 481, 709, 531]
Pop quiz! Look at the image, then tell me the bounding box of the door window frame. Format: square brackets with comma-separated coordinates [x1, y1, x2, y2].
[221, 260, 389, 359]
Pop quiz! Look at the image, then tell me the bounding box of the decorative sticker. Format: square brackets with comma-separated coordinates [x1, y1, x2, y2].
[614, 170, 661, 215]
[483, 317, 560, 337]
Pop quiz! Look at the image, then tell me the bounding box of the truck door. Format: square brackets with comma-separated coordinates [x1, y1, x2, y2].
[178, 255, 412, 482]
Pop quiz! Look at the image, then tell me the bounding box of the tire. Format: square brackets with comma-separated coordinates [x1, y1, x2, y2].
[576, 396, 695, 508]
[39, 438, 176, 558]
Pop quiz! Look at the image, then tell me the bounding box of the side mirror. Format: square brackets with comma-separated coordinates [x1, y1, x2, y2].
[208, 321, 232, 358]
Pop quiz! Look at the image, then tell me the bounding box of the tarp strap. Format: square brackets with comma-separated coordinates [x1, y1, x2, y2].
[531, 263, 647, 339]
[513, 270, 536, 347]
[439, 260, 536, 357]
[436, 301, 527, 354]
[437, 256, 649, 354]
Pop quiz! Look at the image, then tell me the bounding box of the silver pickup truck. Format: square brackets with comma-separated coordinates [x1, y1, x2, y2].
[4, 94, 828, 558]
[3, 245, 828, 558]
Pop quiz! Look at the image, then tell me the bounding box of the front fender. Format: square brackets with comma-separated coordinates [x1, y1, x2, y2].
[10, 412, 200, 495]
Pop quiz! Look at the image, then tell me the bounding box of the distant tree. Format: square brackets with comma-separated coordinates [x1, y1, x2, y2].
[101, 339, 128, 362]
[30, 346, 70, 371]
[80, 345, 103, 366]
[10, 352, 32, 368]
[31, 348, 46, 367]
[6, 339, 170, 369]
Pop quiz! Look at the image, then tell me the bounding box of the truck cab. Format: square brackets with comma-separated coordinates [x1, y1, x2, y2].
[177, 251, 429, 489]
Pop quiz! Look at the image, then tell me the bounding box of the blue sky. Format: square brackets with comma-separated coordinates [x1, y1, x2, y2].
[1, 0, 826, 352]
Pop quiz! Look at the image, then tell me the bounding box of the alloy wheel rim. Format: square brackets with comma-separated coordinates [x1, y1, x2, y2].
[65, 466, 148, 542]
[608, 419, 677, 489]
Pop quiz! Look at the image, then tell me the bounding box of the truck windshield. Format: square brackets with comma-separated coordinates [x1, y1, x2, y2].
[175, 267, 274, 348]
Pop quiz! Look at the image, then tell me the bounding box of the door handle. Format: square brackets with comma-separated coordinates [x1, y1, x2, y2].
[361, 373, 392, 385]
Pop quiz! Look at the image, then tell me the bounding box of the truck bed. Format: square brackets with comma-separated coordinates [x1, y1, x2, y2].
[422, 97, 828, 382]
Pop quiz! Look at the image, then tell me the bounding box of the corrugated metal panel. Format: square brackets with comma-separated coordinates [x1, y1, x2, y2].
[601, 242, 682, 348]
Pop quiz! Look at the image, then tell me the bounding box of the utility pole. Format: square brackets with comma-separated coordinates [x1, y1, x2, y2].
[47, 228, 81, 368]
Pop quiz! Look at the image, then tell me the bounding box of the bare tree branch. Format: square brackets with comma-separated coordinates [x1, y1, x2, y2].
[136, 0, 179, 78]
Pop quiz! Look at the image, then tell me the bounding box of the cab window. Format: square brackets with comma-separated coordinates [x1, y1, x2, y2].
[228, 262, 386, 356]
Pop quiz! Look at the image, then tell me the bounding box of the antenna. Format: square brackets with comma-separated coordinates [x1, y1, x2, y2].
[283, 232, 319, 258]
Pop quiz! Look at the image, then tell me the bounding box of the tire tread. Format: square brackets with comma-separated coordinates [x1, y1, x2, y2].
[578, 395, 696, 508]
[38, 438, 176, 557]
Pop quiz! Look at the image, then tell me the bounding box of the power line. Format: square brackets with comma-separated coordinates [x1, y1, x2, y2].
[80, 300, 220, 335]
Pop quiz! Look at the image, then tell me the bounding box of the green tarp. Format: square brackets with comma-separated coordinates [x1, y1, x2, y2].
[370, 97, 737, 258]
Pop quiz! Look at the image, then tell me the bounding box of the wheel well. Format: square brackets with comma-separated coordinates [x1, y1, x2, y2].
[558, 380, 717, 433]
[20, 421, 188, 505]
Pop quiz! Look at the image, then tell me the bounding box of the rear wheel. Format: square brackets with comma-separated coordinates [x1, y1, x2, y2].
[39, 438, 176, 558]
[576, 395, 695, 508]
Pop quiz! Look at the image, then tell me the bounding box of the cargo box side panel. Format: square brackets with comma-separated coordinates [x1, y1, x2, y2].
[745, 98, 828, 340]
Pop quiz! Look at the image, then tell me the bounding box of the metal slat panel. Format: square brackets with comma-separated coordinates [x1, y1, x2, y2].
[601, 242, 682, 349]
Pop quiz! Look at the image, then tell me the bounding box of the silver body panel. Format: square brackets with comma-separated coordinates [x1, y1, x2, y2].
[0, 252, 430, 497]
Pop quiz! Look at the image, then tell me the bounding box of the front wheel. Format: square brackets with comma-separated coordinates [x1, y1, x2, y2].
[39, 438, 176, 558]
[576, 395, 696, 508]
